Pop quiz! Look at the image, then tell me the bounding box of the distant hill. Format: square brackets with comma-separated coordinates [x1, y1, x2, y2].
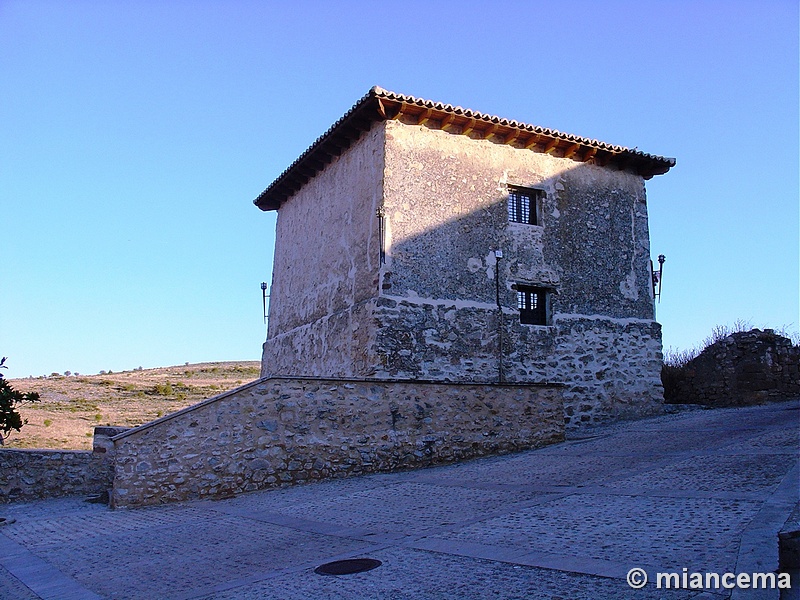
[5, 361, 261, 450]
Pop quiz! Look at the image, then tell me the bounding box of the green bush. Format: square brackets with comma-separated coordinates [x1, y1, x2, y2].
[154, 382, 173, 396]
[0, 357, 40, 442]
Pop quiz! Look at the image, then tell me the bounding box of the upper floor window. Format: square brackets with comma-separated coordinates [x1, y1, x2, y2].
[507, 186, 543, 225]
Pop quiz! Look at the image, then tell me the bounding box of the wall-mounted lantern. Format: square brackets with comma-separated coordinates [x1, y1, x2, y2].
[261, 282, 269, 324]
[652, 254, 665, 302]
[376, 206, 386, 265]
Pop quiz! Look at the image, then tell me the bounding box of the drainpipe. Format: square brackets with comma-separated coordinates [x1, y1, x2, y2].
[495, 250, 504, 384]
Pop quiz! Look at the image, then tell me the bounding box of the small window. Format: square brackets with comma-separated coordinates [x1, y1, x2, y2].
[507, 186, 542, 225]
[516, 285, 548, 325]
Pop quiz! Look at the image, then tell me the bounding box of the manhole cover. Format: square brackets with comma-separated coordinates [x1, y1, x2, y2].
[314, 558, 382, 576]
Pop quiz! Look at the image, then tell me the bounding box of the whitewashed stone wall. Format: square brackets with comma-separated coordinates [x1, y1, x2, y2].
[261, 123, 385, 378]
[111, 377, 564, 508]
[377, 122, 663, 425]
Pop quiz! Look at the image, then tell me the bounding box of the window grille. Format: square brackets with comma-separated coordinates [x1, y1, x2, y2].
[516, 285, 548, 325]
[508, 187, 541, 225]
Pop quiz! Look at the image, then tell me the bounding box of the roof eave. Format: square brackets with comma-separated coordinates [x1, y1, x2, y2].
[254, 87, 676, 211]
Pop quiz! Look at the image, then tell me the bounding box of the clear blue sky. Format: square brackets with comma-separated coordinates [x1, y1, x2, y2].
[2, 1, 797, 379]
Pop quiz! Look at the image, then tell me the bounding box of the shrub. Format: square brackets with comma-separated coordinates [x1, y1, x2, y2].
[154, 382, 173, 396]
[663, 320, 755, 369]
[0, 357, 41, 443]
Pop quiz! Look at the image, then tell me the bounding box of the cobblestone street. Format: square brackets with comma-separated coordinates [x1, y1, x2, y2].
[1, 400, 797, 599]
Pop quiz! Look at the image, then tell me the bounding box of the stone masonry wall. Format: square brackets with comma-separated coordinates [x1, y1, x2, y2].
[663, 329, 800, 406]
[550, 317, 664, 425]
[0, 427, 127, 503]
[111, 377, 564, 508]
[261, 298, 381, 378]
[260, 119, 663, 429]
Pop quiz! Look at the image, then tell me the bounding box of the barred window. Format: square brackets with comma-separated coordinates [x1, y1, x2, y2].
[507, 186, 542, 225]
[516, 285, 548, 325]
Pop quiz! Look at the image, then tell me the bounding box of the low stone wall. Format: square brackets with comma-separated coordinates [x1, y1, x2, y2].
[0, 450, 98, 503]
[663, 329, 800, 406]
[0, 427, 128, 503]
[111, 377, 565, 508]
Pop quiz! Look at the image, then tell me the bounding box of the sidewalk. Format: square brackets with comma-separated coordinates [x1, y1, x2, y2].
[1, 399, 797, 600]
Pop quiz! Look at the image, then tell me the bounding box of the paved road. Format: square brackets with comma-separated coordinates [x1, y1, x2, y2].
[1, 400, 798, 600]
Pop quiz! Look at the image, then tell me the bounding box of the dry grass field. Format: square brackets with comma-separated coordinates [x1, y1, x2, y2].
[4, 361, 261, 450]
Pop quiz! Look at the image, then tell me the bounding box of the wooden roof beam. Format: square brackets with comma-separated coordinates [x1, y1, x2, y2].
[543, 138, 560, 154]
[461, 119, 477, 136]
[481, 123, 499, 140]
[283, 175, 305, 196]
[322, 141, 347, 158]
[440, 113, 457, 132]
[376, 98, 389, 119]
[416, 108, 433, 126]
[563, 143, 581, 159]
[377, 98, 403, 120]
[295, 164, 317, 180]
[606, 153, 628, 172]
[594, 151, 610, 167]
[523, 134, 540, 150]
[503, 129, 521, 145]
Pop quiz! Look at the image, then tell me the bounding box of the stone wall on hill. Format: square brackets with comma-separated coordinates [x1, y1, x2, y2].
[663, 329, 800, 406]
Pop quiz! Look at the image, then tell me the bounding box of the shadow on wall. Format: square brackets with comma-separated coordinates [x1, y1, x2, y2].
[374, 161, 658, 385]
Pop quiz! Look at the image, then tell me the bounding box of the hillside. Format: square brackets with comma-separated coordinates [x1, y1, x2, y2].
[4, 361, 261, 450]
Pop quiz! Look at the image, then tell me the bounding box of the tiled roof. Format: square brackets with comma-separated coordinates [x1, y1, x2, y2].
[254, 86, 676, 210]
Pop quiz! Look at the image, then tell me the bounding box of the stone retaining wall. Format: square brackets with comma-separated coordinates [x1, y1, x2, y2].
[111, 377, 565, 508]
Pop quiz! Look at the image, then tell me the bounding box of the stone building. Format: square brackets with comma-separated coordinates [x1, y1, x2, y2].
[255, 87, 675, 427]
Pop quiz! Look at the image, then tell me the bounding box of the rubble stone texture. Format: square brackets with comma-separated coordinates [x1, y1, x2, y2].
[0, 427, 126, 503]
[663, 329, 800, 406]
[0, 450, 108, 503]
[110, 377, 564, 508]
[262, 119, 664, 427]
